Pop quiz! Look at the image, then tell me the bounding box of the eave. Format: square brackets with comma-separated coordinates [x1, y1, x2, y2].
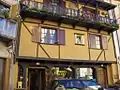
[96, 0, 116, 10]
[73, 0, 116, 10]
[0, 0, 10, 8]
[17, 56, 117, 67]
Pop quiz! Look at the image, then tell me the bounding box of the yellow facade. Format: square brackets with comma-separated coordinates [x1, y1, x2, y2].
[17, 19, 119, 86]
[13, 0, 119, 89]
[18, 0, 115, 61]
[19, 19, 116, 62]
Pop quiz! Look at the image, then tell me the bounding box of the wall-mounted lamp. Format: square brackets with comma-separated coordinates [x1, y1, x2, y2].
[36, 62, 40, 65]
[101, 64, 104, 67]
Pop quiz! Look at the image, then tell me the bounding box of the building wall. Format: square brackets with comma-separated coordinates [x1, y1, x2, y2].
[0, 42, 9, 58]
[0, 41, 11, 90]
[112, 0, 120, 80]
[14, 0, 120, 87]
[18, 19, 116, 62]
[104, 0, 120, 79]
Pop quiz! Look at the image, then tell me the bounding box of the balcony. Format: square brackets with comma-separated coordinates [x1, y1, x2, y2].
[20, 0, 119, 32]
[74, 0, 116, 10]
[0, 18, 17, 41]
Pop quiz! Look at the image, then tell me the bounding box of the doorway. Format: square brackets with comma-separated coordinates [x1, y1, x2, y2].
[28, 68, 45, 90]
[96, 67, 108, 87]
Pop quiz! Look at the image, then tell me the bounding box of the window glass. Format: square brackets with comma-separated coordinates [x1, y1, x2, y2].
[89, 34, 102, 49]
[0, 19, 16, 38]
[76, 68, 93, 80]
[95, 36, 101, 49]
[41, 28, 48, 43]
[0, 18, 5, 32]
[41, 28, 56, 44]
[75, 34, 85, 45]
[6, 21, 16, 38]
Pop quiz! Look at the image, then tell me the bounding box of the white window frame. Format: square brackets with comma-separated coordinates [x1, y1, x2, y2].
[75, 33, 85, 45]
[41, 27, 56, 44]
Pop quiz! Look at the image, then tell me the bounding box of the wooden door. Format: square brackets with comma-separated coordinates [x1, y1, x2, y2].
[96, 67, 108, 87]
[28, 68, 46, 90]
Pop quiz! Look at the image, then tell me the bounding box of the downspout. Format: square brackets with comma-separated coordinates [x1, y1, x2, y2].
[9, 0, 21, 90]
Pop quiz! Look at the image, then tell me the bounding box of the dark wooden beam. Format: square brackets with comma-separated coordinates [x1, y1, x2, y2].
[16, 56, 117, 64]
[39, 44, 51, 58]
[22, 22, 32, 35]
[58, 18, 64, 26]
[0, 1, 10, 8]
[36, 43, 39, 58]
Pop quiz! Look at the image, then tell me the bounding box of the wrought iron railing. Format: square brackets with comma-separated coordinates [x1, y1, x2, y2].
[21, 0, 117, 27]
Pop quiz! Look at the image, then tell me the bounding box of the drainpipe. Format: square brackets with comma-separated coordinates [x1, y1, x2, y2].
[8, 41, 15, 90]
[9, 1, 21, 90]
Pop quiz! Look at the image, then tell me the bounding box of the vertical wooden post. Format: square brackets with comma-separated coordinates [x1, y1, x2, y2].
[3, 58, 11, 90]
[21, 63, 27, 88]
[95, 3, 99, 22]
[92, 67, 98, 82]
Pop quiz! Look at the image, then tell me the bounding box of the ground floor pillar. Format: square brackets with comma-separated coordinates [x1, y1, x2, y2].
[3, 58, 11, 90]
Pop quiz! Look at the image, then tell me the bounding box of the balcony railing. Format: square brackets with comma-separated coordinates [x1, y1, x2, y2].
[0, 18, 17, 39]
[20, 0, 118, 30]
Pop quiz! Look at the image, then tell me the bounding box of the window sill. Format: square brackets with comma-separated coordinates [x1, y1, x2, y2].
[75, 43, 85, 46]
[89, 48, 102, 50]
[40, 43, 65, 46]
[89, 48, 108, 50]
[40, 43, 58, 45]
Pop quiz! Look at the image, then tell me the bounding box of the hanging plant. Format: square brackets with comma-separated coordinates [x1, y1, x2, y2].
[111, 24, 119, 29]
[0, 8, 9, 18]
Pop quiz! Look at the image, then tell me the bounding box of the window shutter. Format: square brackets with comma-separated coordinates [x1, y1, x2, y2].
[89, 34, 96, 48]
[60, 0, 66, 15]
[31, 26, 40, 43]
[43, 0, 51, 5]
[60, 0, 65, 7]
[102, 36, 108, 49]
[57, 29, 65, 45]
[81, 35, 85, 44]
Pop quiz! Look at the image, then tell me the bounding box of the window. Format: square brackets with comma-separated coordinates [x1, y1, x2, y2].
[76, 68, 93, 79]
[0, 18, 16, 38]
[32, 26, 65, 45]
[75, 34, 85, 45]
[89, 34, 108, 49]
[41, 28, 56, 44]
